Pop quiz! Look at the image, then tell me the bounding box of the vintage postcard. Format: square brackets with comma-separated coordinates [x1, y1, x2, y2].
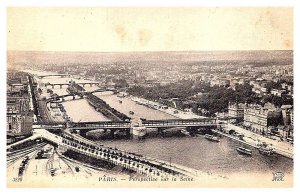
[6, 7, 293, 188]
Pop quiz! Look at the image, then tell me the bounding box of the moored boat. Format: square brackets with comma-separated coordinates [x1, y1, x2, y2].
[180, 129, 190, 136]
[204, 134, 220, 142]
[236, 147, 252, 156]
[136, 101, 143, 105]
[258, 147, 274, 156]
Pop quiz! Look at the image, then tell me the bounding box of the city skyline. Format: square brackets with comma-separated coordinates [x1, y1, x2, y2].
[7, 7, 293, 52]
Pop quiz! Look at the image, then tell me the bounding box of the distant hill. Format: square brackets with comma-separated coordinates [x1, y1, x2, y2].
[7, 50, 293, 67]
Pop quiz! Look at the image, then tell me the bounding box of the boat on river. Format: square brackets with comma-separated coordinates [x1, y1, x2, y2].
[180, 129, 190, 136]
[236, 147, 252, 156]
[257, 142, 274, 156]
[135, 101, 144, 105]
[204, 134, 220, 142]
[258, 146, 274, 156]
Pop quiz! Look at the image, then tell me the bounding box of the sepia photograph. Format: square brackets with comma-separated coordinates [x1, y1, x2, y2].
[6, 6, 294, 188]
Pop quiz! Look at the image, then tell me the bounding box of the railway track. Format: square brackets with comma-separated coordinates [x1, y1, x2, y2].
[54, 149, 75, 176]
[7, 144, 48, 180]
[55, 151, 97, 177]
[7, 143, 47, 167]
[7, 143, 46, 157]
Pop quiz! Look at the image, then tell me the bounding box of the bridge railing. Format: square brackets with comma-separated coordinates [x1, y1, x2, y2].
[71, 121, 131, 128]
[142, 119, 217, 126]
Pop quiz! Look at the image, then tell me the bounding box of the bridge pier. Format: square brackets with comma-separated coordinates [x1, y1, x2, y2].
[110, 129, 115, 139]
[158, 128, 166, 136]
[52, 85, 54, 89]
[186, 126, 198, 135]
[126, 129, 131, 138]
[60, 85, 62, 89]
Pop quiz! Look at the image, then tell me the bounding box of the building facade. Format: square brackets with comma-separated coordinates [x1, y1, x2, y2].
[244, 104, 269, 133]
[228, 102, 245, 123]
[7, 72, 34, 137]
[7, 97, 33, 136]
[228, 102, 245, 118]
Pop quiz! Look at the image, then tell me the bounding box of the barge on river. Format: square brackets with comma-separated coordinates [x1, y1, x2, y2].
[258, 146, 274, 156]
[236, 147, 252, 156]
[204, 134, 220, 142]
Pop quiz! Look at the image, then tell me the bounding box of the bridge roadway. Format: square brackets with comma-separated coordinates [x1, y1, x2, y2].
[35, 117, 239, 131]
[43, 94, 83, 102]
[7, 128, 196, 178]
[45, 82, 100, 89]
[142, 118, 219, 128]
[69, 118, 225, 131]
[42, 88, 117, 102]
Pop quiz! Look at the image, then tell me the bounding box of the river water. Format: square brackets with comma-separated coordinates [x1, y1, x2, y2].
[94, 92, 177, 120]
[34, 72, 293, 178]
[103, 136, 293, 177]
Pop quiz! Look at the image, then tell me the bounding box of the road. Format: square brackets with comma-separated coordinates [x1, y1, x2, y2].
[225, 123, 293, 158]
[37, 93, 54, 122]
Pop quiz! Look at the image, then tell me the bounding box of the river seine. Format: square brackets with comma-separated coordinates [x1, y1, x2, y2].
[36, 73, 293, 179]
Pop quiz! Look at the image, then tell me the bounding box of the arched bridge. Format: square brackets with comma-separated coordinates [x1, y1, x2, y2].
[44, 94, 84, 102]
[45, 82, 100, 89]
[42, 88, 117, 102]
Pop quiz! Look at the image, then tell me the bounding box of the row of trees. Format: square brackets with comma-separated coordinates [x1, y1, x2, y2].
[265, 79, 293, 93]
[127, 80, 293, 116]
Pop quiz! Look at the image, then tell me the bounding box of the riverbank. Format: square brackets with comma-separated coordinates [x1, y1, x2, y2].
[35, 79, 70, 123]
[130, 96, 205, 119]
[227, 123, 293, 159]
[213, 126, 293, 159]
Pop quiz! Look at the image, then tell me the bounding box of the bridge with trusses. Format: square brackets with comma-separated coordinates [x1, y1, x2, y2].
[69, 121, 132, 130]
[142, 118, 219, 128]
[36, 117, 239, 132]
[44, 82, 100, 89]
[7, 128, 197, 178]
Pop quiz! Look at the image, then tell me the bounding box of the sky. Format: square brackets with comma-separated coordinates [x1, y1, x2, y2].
[7, 7, 293, 52]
